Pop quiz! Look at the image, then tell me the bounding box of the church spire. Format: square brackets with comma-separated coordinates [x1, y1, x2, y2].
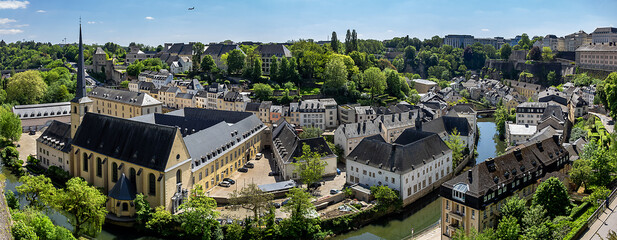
[73, 23, 86, 102]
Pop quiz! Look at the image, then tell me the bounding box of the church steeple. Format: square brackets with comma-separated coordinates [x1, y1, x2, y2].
[73, 23, 86, 101]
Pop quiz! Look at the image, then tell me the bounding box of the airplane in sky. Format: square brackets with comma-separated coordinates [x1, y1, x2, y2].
[188, 7, 194, 10]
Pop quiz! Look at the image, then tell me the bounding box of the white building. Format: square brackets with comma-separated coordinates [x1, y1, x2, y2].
[506, 123, 537, 146]
[516, 102, 548, 125]
[36, 120, 71, 171]
[592, 27, 617, 44]
[334, 119, 381, 157]
[138, 70, 173, 89]
[298, 98, 338, 130]
[170, 56, 192, 74]
[421, 116, 475, 151]
[346, 129, 453, 206]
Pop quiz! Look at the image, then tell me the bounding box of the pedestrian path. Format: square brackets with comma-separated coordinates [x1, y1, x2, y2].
[581, 194, 617, 240]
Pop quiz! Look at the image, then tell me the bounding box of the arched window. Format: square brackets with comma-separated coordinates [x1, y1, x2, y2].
[176, 170, 182, 184]
[73, 106, 77, 113]
[82, 153, 88, 172]
[112, 162, 118, 182]
[130, 168, 136, 189]
[122, 202, 128, 211]
[96, 157, 102, 177]
[149, 173, 156, 195]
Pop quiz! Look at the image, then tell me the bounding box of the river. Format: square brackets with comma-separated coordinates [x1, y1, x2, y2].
[332, 118, 504, 240]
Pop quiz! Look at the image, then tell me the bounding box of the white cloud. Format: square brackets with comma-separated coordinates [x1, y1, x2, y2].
[87, 21, 96, 24]
[36, 9, 45, 13]
[145, 16, 154, 20]
[0, 1, 29, 9]
[481, 28, 490, 32]
[386, 29, 394, 33]
[0, 29, 23, 34]
[0, 18, 16, 25]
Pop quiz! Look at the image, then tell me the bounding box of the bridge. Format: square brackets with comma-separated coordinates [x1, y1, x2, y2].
[476, 109, 497, 116]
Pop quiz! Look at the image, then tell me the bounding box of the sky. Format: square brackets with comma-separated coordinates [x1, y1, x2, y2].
[0, 0, 615, 46]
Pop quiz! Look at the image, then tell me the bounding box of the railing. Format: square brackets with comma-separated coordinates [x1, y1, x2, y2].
[402, 219, 441, 240]
[569, 186, 617, 240]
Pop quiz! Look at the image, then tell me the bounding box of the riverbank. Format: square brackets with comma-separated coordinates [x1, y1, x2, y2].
[0, 179, 12, 239]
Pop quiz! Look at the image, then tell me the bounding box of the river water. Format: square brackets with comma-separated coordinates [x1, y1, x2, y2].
[2, 119, 504, 240]
[332, 118, 504, 240]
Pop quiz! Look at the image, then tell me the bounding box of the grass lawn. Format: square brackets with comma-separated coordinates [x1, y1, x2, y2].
[300, 87, 320, 95]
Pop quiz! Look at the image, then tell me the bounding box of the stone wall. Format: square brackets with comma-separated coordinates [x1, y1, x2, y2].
[0, 180, 13, 239]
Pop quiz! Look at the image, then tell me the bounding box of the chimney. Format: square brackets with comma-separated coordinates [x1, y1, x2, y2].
[467, 170, 473, 183]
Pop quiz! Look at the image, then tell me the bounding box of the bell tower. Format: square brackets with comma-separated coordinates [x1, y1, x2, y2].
[70, 23, 93, 138]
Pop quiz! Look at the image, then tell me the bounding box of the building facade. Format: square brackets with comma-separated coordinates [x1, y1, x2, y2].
[575, 44, 617, 72]
[88, 87, 163, 119]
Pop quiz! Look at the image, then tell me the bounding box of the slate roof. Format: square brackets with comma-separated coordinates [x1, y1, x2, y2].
[95, 47, 105, 55]
[12, 102, 70, 119]
[576, 44, 617, 52]
[108, 173, 136, 201]
[347, 129, 451, 175]
[541, 105, 565, 123]
[450, 104, 476, 114]
[422, 116, 471, 136]
[245, 102, 261, 112]
[37, 120, 71, 153]
[538, 88, 567, 105]
[72, 113, 177, 172]
[88, 87, 162, 107]
[256, 44, 292, 58]
[204, 44, 241, 57]
[337, 119, 381, 139]
[272, 120, 333, 164]
[176, 93, 194, 99]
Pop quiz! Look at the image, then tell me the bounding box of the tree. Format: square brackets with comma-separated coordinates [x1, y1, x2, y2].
[293, 143, 327, 188]
[501, 195, 526, 223]
[500, 43, 512, 60]
[16, 175, 56, 210]
[299, 126, 323, 139]
[283, 188, 315, 218]
[452, 228, 496, 240]
[599, 72, 617, 119]
[331, 31, 339, 53]
[542, 47, 554, 61]
[569, 158, 593, 188]
[11, 220, 38, 240]
[119, 80, 129, 89]
[55, 177, 108, 236]
[5, 190, 20, 210]
[532, 177, 570, 218]
[351, 29, 358, 52]
[126, 60, 144, 77]
[192, 42, 205, 72]
[11, 208, 77, 240]
[0, 106, 22, 142]
[362, 67, 387, 104]
[6, 70, 48, 104]
[1, 146, 22, 173]
[370, 185, 400, 208]
[279, 188, 323, 239]
[228, 183, 273, 220]
[518, 33, 532, 50]
[569, 127, 587, 142]
[345, 29, 352, 54]
[323, 57, 348, 91]
[495, 105, 514, 138]
[384, 69, 402, 98]
[178, 185, 221, 239]
[270, 56, 279, 82]
[200, 55, 216, 73]
[253, 83, 273, 101]
[252, 57, 263, 80]
[445, 128, 465, 169]
[527, 46, 542, 61]
[134, 193, 152, 225]
[224, 49, 245, 75]
[496, 216, 520, 240]
[146, 206, 173, 236]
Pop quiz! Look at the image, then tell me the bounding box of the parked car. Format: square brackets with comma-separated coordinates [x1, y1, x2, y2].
[219, 181, 231, 187]
[29, 130, 36, 135]
[309, 182, 322, 188]
[238, 167, 248, 172]
[269, 202, 281, 208]
[268, 172, 280, 176]
[223, 178, 235, 184]
[281, 199, 290, 206]
[330, 189, 340, 195]
[336, 168, 341, 175]
[255, 153, 263, 160]
[244, 162, 254, 168]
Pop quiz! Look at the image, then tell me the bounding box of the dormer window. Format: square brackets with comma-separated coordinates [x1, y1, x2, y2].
[452, 183, 468, 202]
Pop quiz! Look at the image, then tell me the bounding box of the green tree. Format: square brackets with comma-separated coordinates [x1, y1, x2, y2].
[1, 146, 22, 173]
[527, 46, 542, 61]
[496, 216, 520, 240]
[223, 49, 245, 75]
[146, 206, 173, 236]
[298, 126, 323, 139]
[532, 177, 570, 218]
[345, 29, 352, 54]
[55, 177, 108, 236]
[370, 185, 400, 208]
[495, 105, 514, 137]
[280, 188, 323, 239]
[323, 57, 348, 91]
[192, 42, 205, 72]
[0, 106, 22, 142]
[16, 175, 56, 210]
[500, 43, 512, 60]
[201, 55, 217, 73]
[134, 193, 152, 225]
[178, 185, 221, 239]
[331, 31, 339, 53]
[518, 33, 532, 50]
[569, 158, 593, 188]
[5, 190, 20, 210]
[362, 67, 387, 104]
[283, 187, 315, 218]
[445, 128, 465, 169]
[270, 56, 279, 82]
[225, 223, 243, 240]
[228, 183, 273, 220]
[7, 70, 48, 104]
[293, 143, 327, 188]
[542, 47, 554, 61]
[119, 80, 129, 89]
[501, 195, 526, 223]
[253, 83, 273, 101]
[599, 72, 617, 119]
[452, 228, 496, 240]
[252, 57, 263, 80]
[385, 69, 402, 98]
[126, 60, 145, 77]
[11, 220, 38, 240]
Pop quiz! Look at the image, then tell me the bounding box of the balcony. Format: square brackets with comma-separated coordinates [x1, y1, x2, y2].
[450, 209, 465, 219]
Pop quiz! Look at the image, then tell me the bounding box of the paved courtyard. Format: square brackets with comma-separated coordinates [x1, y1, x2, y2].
[208, 150, 280, 198]
[16, 132, 41, 161]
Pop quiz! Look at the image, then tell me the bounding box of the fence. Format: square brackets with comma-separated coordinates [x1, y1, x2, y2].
[569, 186, 617, 239]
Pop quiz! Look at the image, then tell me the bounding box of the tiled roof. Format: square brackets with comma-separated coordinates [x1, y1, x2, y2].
[88, 87, 162, 107]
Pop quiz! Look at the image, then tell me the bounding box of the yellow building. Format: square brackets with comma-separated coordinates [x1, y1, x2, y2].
[88, 87, 162, 119]
[440, 136, 569, 239]
[217, 91, 249, 112]
[36, 120, 71, 172]
[505, 80, 542, 100]
[70, 108, 266, 216]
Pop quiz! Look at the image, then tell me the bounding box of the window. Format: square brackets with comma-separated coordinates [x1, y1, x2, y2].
[130, 168, 136, 185]
[112, 162, 118, 182]
[83, 153, 88, 172]
[472, 210, 475, 219]
[176, 170, 182, 184]
[149, 173, 156, 195]
[96, 157, 102, 177]
[122, 202, 128, 211]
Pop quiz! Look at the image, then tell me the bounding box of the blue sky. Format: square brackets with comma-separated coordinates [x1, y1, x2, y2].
[0, 0, 615, 46]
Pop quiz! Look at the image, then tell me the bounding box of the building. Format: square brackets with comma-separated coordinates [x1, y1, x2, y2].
[334, 119, 381, 157]
[505, 80, 542, 99]
[270, 105, 283, 123]
[568, 93, 588, 122]
[537, 87, 567, 106]
[347, 129, 453, 206]
[88, 87, 163, 118]
[92, 47, 107, 73]
[422, 116, 475, 151]
[271, 120, 337, 180]
[255, 44, 292, 75]
[258, 101, 272, 124]
[203, 44, 242, 70]
[412, 79, 439, 94]
[379, 111, 418, 143]
[440, 136, 568, 239]
[564, 30, 592, 52]
[174, 93, 195, 109]
[126, 45, 156, 64]
[444, 35, 475, 48]
[575, 44, 617, 72]
[591, 27, 617, 44]
[71, 108, 266, 216]
[338, 104, 376, 124]
[298, 98, 338, 130]
[285, 102, 300, 126]
[170, 56, 192, 74]
[506, 123, 537, 146]
[12, 102, 71, 132]
[138, 70, 173, 89]
[36, 120, 71, 171]
[217, 91, 250, 112]
[515, 102, 548, 125]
